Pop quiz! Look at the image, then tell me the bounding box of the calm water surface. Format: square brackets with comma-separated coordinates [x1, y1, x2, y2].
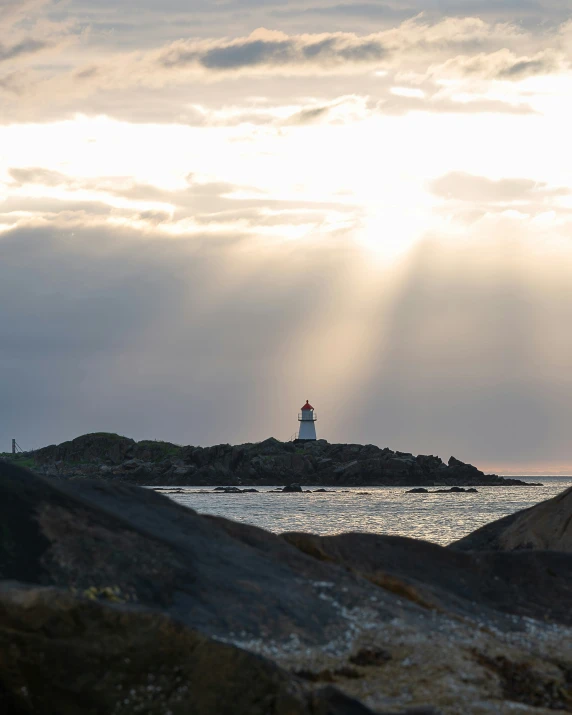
[160, 477, 572, 546]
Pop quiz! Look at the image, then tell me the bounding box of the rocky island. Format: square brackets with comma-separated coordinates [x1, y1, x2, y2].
[3, 432, 541, 487]
[0, 460, 570, 714]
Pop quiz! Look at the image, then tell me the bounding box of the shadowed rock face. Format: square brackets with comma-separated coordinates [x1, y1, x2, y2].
[20, 433, 537, 487]
[1, 463, 572, 714]
[0, 584, 384, 715]
[281, 532, 572, 626]
[451, 486, 572, 552]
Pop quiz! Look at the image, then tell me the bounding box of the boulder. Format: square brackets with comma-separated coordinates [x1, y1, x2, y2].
[214, 487, 259, 494]
[433, 487, 476, 493]
[282, 530, 572, 626]
[282, 483, 303, 493]
[451, 486, 572, 552]
[0, 583, 382, 715]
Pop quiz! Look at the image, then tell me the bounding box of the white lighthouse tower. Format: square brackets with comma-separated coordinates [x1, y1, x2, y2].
[297, 400, 317, 441]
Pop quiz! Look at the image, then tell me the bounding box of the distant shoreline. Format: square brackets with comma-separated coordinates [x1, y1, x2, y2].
[2, 432, 544, 488]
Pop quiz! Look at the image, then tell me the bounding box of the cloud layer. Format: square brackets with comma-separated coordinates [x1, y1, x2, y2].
[2, 1, 572, 472]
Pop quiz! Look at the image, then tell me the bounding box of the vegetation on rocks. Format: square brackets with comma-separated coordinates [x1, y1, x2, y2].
[20, 433, 540, 487]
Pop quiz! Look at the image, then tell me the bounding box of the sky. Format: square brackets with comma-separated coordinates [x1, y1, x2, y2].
[2, 1, 572, 474]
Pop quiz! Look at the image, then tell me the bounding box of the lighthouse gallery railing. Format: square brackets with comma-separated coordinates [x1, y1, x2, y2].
[298, 412, 317, 421]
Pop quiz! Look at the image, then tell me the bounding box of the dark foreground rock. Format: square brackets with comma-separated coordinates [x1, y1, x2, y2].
[0, 583, 384, 715]
[8, 432, 542, 487]
[451, 486, 572, 552]
[1, 462, 571, 714]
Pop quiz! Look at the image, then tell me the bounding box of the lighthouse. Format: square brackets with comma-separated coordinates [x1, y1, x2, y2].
[297, 400, 317, 441]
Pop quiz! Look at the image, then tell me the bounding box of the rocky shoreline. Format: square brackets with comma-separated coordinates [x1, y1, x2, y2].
[4, 432, 543, 487]
[0, 460, 570, 714]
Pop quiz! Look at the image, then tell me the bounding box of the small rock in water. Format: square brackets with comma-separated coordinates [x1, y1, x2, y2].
[213, 486, 259, 494]
[408, 487, 479, 494]
[282, 483, 303, 493]
[434, 487, 477, 493]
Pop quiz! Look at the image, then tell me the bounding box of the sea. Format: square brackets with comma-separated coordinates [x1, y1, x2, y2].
[160, 477, 572, 546]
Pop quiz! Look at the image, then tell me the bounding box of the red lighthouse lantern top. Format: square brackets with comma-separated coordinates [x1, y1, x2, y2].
[301, 400, 314, 411]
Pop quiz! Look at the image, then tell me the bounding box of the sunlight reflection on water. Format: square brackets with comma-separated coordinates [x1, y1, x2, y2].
[161, 478, 572, 546]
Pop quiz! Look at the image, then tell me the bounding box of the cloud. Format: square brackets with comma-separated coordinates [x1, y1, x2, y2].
[155, 29, 389, 73]
[0, 39, 52, 62]
[2, 12, 568, 125]
[431, 48, 565, 80]
[0, 0, 52, 25]
[278, 3, 406, 19]
[427, 172, 572, 230]
[2, 166, 360, 238]
[376, 93, 535, 116]
[6, 16, 529, 98]
[285, 104, 332, 124]
[497, 57, 556, 79]
[9, 167, 69, 186]
[430, 172, 570, 203]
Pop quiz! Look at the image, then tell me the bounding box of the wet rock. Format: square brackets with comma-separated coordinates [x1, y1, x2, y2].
[283, 483, 303, 493]
[408, 487, 479, 494]
[214, 487, 259, 494]
[433, 487, 478, 493]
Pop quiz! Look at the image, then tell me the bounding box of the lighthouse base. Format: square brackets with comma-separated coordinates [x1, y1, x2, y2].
[297, 422, 317, 441]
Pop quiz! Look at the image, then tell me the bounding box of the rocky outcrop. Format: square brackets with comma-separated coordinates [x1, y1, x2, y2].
[0, 462, 571, 714]
[406, 487, 479, 493]
[0, 583, 382, 715]
[451, 486, 572, 552]
[282, 531, 572, 626]
[17, 433, 540, 487]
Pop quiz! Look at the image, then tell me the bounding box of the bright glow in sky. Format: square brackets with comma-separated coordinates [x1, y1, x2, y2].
[3, 0, 572, 473]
